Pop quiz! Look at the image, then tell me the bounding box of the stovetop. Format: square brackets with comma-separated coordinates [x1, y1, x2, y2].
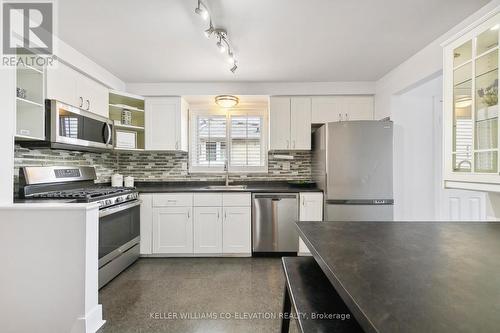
[31, 187, 133, 200]
[28, 186, 139, 209]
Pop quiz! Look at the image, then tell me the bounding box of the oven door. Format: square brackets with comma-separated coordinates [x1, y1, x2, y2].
[98, 200, 141, 268]
[51, 101, 113, 149]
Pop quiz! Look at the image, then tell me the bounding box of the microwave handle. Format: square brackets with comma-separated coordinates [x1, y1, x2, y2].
[106, 123, 112, 145]
[103, 123, 112, 145]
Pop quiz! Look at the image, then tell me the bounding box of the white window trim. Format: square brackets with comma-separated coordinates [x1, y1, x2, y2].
[189, 108, 268, 174]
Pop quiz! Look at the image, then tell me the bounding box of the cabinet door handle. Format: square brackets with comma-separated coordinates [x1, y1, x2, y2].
[286, 140, 289, 149]
[293, 140, 295, 149]
[86, 99, 90, 110]
[217, 210, 220, 219]
[345, 113, 348, 120]
[79, 97, 83, 108]
[338, 113, 342, 121]
[187, 209, 190, 218]
[175, 141, 179, 150]
[302, 197, 305, 206]
[224, 210, 227, 220]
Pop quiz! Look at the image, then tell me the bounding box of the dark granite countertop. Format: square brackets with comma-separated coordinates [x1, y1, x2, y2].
[297, 221, 500, 333]
[134, 181, 322, 193]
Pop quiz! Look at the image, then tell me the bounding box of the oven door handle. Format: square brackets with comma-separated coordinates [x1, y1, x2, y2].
[99, 200, 141, 218]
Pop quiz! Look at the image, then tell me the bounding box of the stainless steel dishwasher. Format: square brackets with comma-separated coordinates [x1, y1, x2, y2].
[252, 193, 299, 254]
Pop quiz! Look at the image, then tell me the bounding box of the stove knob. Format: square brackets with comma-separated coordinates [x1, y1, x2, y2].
[98, 201, 105, 207]
[105, 199, 112, 206]
[127, 194, 136, 200]
[115, 197, 124, 203]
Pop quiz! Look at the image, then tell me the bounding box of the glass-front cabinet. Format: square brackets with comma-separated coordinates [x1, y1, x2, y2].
[443, 12, 500, 191]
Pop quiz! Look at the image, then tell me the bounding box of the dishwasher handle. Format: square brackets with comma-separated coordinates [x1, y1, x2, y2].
[253, 194, 297, 199]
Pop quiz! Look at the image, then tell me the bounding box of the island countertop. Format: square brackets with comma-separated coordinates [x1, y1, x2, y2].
[297, 221, 500, 333]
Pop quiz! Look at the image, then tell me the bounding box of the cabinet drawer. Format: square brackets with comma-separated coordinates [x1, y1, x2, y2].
[153, 193, 193, 207]
[194, 193, 223, 206]
[223, 193, 251, 207]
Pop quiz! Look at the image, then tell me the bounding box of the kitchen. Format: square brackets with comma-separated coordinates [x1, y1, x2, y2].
[1, 1, 500, 333]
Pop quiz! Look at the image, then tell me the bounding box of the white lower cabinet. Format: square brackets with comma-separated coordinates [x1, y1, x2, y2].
[152, 207, 193, 254]
[194, 207, 223, 253]
[144, 192, 251, 256]
[223, 207, 251, 254]
[298, 192, 323, 255]
[139, 194, 153, 255]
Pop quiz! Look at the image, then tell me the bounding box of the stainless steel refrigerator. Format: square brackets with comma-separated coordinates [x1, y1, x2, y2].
[312, 120, 393, 221]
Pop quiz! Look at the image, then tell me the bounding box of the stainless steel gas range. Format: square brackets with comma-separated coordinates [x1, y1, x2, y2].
[19, 166, 140, 288]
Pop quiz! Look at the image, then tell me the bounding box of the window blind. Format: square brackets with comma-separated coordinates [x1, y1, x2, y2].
[190, 110, 268, 173]
[192, 114, 227, 168]
[454, 118, 472, 170]
[230, 115, 264, 167]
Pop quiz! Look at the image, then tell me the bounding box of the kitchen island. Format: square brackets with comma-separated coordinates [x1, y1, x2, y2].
[297, 221, 500, 333]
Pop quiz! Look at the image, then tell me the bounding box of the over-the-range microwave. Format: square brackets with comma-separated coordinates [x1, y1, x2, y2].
[20, 100, 113, 152]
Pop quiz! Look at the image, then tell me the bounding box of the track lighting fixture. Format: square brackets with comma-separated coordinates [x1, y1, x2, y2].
[194, 1, 238, 73]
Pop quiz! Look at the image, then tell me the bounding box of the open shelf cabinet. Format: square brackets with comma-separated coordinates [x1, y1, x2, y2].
[15, 64, 45, 140]
[109, 91, 145, 150]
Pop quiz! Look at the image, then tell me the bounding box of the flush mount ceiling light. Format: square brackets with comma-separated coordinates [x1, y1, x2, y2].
[215, 95, 239, 108]
[194, 0, 238, 73]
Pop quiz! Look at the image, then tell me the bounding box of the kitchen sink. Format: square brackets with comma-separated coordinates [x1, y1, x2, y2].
[205, 185, 248, 190]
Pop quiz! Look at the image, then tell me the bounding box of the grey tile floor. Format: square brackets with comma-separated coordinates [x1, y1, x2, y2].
[97, 257, 296, 333]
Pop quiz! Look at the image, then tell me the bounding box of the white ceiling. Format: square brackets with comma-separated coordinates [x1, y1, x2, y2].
[57, 0, 491, 83]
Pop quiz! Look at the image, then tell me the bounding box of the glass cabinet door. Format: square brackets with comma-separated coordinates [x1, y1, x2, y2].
[453, 41, 473, 172]
[451, 24, 499, 174]
[474, 27, 498, 173]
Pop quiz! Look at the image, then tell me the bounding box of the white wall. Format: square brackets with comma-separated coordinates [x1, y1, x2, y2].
[394, 75, 488, 220]
[375, 0, 500, 120]
[393, 76, 442, 220]
[0, 67, 15, 204]
[126, 81, 375, 96]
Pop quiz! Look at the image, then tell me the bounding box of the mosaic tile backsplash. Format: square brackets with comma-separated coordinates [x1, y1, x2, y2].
[14, 145, 312, 195]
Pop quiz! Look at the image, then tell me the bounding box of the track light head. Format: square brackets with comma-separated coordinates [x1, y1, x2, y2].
[217, 38, 226, 53]
[230, 63, 238, 73]
[204, 21, 214, 38]
[195, 1, 209, 20]
[227, 51, 235, 64]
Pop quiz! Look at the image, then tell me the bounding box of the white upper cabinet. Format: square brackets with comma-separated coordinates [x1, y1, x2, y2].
[311, 96, 374, 123]
[46, 60, 109, 117]
[269, 96, 311, 150]
[77, 75, 109, 118]
[291, 97, 312, 150]
[145, 97, 188, 151]
[443, 12, 500, 191]
[46, 61, 78, 107]
[270, 97, 291, 150]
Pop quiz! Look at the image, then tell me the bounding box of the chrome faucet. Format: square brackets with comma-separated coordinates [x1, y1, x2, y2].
[224, 160, 229, 186]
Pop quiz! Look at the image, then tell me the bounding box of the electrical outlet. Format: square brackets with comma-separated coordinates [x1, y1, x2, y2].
[282, 161, 290, 171]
